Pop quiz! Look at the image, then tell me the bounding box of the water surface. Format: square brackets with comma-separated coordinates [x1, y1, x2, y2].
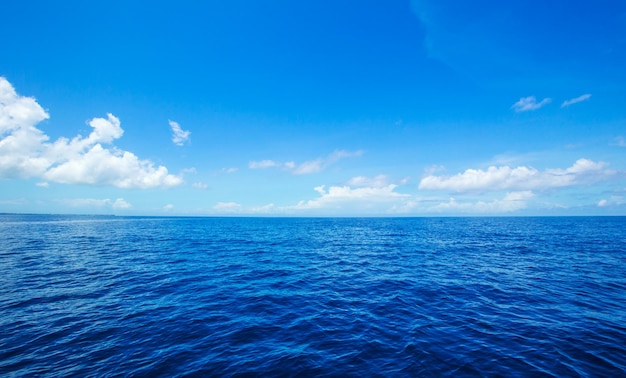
[1, 215, 625, 376]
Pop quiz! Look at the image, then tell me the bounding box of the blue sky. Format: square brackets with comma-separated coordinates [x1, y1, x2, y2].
[1, 0, 625, 216]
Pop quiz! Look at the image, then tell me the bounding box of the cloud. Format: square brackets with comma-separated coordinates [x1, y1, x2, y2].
[212, 201, 243, 213]
[612, 136, 626, 147]
[249, 150, 363, 175]
[36, 181, 49, 188]
[221, 167, 238, 173]
[428, 191, 534, 213]
[249, 203, 276, 214]
[291, 159, 324, 175]
[60, 197, 131, 209]
[511, 96, 552, 112]
[163, 204, 174, 211]
[169, 120, 190, 146]
[192, 182, 208, 189]
[292, 184, 409, 210]
[345, 174, 390, 188]
[0, 77, 182, 188]
[561, 94, 591, 108]
[418, 159, 614, 192]
[597, 196, 624, 208]
[249, 159, 279, 169]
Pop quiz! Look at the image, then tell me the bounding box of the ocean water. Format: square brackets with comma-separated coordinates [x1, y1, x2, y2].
[1, 215, 625, 377]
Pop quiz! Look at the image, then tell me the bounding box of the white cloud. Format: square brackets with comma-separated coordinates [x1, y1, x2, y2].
[419, 159, 614, 192]
[192, 182, 208, 189]
[36, 181, 49, 188]
[249, 203, 276, 214]
[249, 150, 363, 175]
[112, 198, 131, 209]
[169, 120, 190, 146]
[292, 158, 324, 174]
[0, 77, 182, 188]
[292, 184, 409, 210]
[212, 201, 243, 213]
[163, 204, 174, 211]
[60, 197, 131, 209]
[561, 94, 591, 108]
[428, 191, 534, 213]
[597, 196, 625, 208]
[221, 167, 238, 173]
[345, 174, 392, 188]
[511, 96, 552, 112]
[249, 159, 279, 169]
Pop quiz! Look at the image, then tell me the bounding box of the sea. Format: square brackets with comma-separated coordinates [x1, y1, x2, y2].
[1, 214, 625, 377]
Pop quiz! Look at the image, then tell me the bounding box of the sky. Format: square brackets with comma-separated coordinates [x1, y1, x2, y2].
[1, 0, 625, 216]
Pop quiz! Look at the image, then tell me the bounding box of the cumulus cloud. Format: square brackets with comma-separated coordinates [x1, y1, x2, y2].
[60, 197, 131, 209]
[169, 120, 190, 146]
[428, 191, 534, 213]
[292, 184, 409, 210]
[248, 150, 363, 175]
[418, 159, 614, 192]
[0, 77, 182, 188]
[561, 94, 591, 108]
[511, 96, 551, 112]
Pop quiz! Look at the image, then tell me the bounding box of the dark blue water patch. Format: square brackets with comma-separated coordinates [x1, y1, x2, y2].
[1, 215, 625, 376]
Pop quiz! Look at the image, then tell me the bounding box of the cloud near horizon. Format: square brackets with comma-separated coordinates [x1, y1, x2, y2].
[292, 184, 408, 211]
[207, 182, 539, 215]
[418, 159, 615, 192]
[0, 77, 182, 188]
[427, 191, 534, 213]
[59, 197, 131, 209]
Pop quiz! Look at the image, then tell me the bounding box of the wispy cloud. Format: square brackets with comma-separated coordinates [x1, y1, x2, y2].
[511, 96, 552, 112]
[192, 182, 208, 189]
[169, 120, 190, 146]
[345, 174, 391, 188]
[612, 136, 626, 147]
[212, 201, 243, 213]
[418, 159, 615, 192]
[0, 77, 183, 188]
[427, 191, 534, 213]
[249, 150, 363, 175]
[561, 94, 591, 108]
[249, 160, 280, 169]
[59, 197, 131, 209]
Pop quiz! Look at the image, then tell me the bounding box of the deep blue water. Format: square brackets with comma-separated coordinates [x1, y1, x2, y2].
[1, 215, 625, 377]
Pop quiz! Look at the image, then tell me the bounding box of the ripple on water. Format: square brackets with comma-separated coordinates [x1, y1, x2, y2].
[1, 215, 625, 376]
